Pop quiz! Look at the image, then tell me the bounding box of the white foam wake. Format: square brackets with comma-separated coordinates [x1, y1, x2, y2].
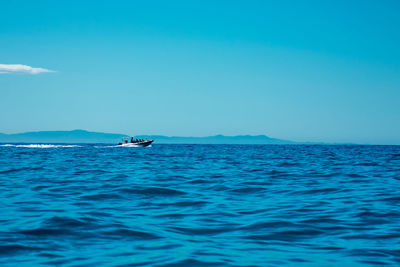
[0, 144, 81, 148]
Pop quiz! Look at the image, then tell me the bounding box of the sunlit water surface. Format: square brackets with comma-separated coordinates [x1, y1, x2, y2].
[1, 144, 399, 266]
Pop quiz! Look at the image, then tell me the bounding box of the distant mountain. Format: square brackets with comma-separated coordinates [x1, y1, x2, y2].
[138, 134, 293, 144]
[0, 130, 294, 144]
[0, 130, 128, 143]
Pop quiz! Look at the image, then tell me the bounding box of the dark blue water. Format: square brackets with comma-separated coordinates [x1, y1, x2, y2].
[1, 144, 400, 266]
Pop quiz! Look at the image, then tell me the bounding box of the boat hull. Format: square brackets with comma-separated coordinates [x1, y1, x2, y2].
[118, 140, 153, 147]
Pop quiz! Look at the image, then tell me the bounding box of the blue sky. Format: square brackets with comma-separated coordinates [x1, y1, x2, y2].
[1, 0, 399, 144]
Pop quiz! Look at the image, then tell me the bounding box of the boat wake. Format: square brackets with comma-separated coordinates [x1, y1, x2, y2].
[0, 144, 81, 148]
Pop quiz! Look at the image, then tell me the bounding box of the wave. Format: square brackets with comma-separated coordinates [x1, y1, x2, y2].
[116, 187, 186, 197]
[0, 144, 81, 148]
[0, 244, 41, 255]
[1, 144, 400, 266]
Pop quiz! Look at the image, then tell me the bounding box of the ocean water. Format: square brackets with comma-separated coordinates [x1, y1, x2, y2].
[1, 144, 399, 266]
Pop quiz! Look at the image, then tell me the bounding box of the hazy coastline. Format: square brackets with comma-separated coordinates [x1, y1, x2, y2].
[0, 130, 294, 144]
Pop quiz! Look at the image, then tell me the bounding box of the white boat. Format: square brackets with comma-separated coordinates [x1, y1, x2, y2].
[117, 137, 153, 147]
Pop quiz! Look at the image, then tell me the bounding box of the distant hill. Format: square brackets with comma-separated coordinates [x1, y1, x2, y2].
[138, 134, 293, 144]
[0, 130, 128, 143]
[0, 130, 294, 144]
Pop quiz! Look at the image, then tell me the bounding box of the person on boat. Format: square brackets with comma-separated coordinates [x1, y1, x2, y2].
[131, 137, 134, 143]
[124, 139, 128, 144]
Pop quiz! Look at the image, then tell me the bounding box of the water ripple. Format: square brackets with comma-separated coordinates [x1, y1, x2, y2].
[0, 144, 399, 266]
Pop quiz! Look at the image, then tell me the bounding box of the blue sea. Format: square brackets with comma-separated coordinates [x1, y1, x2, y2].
[1, 144, 399, 266]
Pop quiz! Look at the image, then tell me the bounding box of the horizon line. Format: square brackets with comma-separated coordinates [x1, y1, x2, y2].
[0, 129, 398, 146]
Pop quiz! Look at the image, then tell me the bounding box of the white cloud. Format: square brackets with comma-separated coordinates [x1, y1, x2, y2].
[0, 64, 55, 74]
